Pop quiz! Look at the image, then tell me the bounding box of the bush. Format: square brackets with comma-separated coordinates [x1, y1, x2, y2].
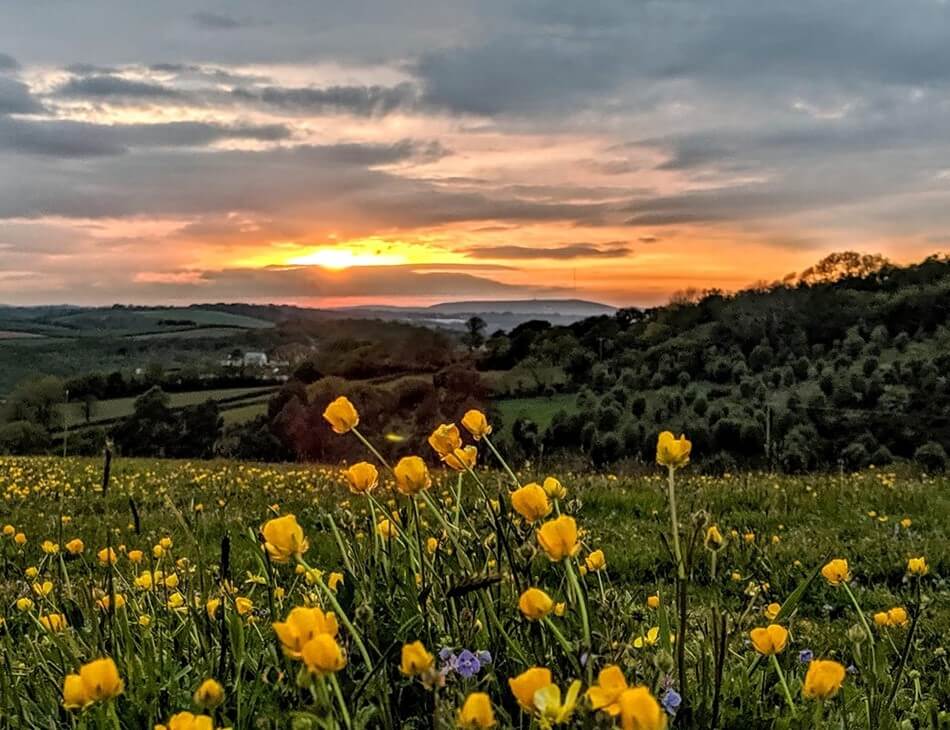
[914, 441, 948, 473]
[842, 441, 871, 471]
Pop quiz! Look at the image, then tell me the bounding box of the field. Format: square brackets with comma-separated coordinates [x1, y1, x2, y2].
[59, 386, 277, 430]
[1, 414, 947, 729]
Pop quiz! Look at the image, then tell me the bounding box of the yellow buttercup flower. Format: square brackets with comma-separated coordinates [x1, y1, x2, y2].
[821, 558, 850, 586]
[394, 456, 431, 495]
[533, 680, 582, 725]
[618, 686, 668, 730]
[647, 594, 660, 609]
[461, 410, 492, 441]
[400, 641, 434, 676]
[193, 678, 224, 709]
[32, 580, 53, 597]
[206, 598, 221, 619]
[127, 549, 143, 563]
[509, 667, 552, 710]
[97, 547, 117, 565]
[510, 483, 552, 522]
[328, 572, 344, 592]
[443, 445, 478, 472]
[764, 602, 781, 620]
[16, 597, 34, 612]
[457, 691, 496, 728]
[704, 525, 724, 551]
[97, 594, 126, 611]
[803, 659, 846, 700]
[14, 532, 27, 546]
[65, 538, 84, 555]
[273, 606, 339, 658]
[377, 518, 400, 540]
[887, 607, 909, 627]
[426, 536, 439, 554]
[428, 423, 462, 457]
[656, 431, 691, 469]
[62, 657, 123, 710]
[261, 514, 309, 564]
[907, 556, 928, 576]
[537, 515, 580, 561]
[587, 665, 628, 716]
[323, 396, 359, 434]
[344, 462, 379, 494]
[873, 611, 889, 627]
[162, 711, 216, 730]
[41, 540, 59, 554]
[749, 624, 788, 655]
[518, 587, 554, 620]
[585, 549, 607, 572]
[633, 627, 660, 649]
[542, 476, 567, 500]
[40, 613, 67, 632]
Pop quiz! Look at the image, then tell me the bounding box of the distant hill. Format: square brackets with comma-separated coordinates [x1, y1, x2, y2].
[426, 299, 616, 316]
[338, 298, 616, 331]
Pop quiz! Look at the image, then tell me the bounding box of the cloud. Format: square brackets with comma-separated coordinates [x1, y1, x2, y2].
[231, 82, 420, 117]
[0, 76, 44, 115]
[0, 53, 18, 71]
[190, 11, 256, 30]
[463, 242, 632, 260]
[0, 117, 292, 157]
[109, 265, 563, 304]
[55, 74, 183, 100]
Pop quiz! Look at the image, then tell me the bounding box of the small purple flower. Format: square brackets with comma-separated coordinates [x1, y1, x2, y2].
[438, 647, 456, 663]
[580, 652, 590, 667]
[455, 649, 481, 678]
[476, 650, 492, 666]
[661, 689, 682, 716]
[847, 664, 859, 675]
[799, 649, 813, 664]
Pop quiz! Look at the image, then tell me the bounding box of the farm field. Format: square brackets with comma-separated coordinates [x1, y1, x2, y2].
[59, 386, 278, 430]
[1, 422, 947, 728]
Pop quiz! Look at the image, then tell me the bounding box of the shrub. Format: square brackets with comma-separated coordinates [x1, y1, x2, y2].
[914, 441, 948, 473]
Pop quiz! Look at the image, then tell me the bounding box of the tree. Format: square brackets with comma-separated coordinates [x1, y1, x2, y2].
[2, 375, 65, 432]
[462, 316, 487, 352]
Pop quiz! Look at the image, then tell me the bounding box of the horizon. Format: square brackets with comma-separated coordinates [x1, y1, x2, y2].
[2, 2, 949, 307]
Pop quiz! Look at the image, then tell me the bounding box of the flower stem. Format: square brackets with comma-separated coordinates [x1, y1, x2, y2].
[482, 435, 521, 489]
[770, 654, 795, 710]
[564, 558, 593, 683]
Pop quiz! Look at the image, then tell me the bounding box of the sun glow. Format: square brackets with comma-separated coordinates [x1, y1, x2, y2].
[287, 248, 406, 270]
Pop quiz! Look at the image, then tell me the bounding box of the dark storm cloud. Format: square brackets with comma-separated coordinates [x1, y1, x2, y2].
[0, 117, 292, 157]
[55, 74, 184, 100]
[463, 243, 631, 260]
[0, 53, 18, 71]
[231, 82, 420, 117]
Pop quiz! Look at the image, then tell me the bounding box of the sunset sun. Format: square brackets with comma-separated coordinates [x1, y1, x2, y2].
[287, 248, 406, 270]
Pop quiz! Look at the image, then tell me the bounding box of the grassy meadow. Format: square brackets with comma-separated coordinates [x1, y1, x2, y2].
[1, 419, 947, 729]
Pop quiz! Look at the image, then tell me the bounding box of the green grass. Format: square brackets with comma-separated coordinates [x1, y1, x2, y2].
[0, 455, 947, 726]
[495, 393, 577, 430]
[59, 386, 278, 428]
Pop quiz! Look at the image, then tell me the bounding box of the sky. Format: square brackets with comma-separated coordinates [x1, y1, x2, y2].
[0, 1, 948, 308]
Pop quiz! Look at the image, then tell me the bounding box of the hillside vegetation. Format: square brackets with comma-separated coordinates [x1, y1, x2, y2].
[479, 253, 950, 473]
